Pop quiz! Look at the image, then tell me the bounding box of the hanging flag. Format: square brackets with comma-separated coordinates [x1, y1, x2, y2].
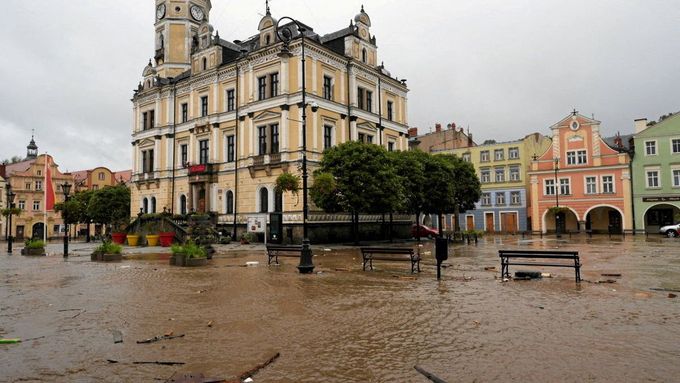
[44, 155, 56, 211]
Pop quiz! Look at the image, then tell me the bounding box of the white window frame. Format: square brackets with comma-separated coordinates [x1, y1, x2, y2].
[584, 176, 598, 195]
[672, 167, 680, 188]
[494, 149, 504, 161]
[544, 179, 556, 196]
[18, 200, 26, 210]
[509, 167, 520, 181]
[645, 168, 661, 189]
[510, 191, 521, 205]
[481, 193, 492, 206]
[566, 149, 587, 165]
[601, 174, 615, 194]
[509, 147, 520, 160]
[496, 192, 506, 206]
[671, 138, 680, 154]
[480, 169, 491, 183]
[33, 200, 40, 211]
[559, 177, 571, 196]
[480, 151, 490, 162]
[644, 140, 657, 156]
[495, 168, 505, 183]
[462, 153, 471, 162]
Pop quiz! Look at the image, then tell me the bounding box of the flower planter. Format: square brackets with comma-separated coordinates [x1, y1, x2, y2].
[111, 233, 127, 245]
[184, 257, 208, 267]
[146, 234, 160, 247]
[91, 252, 123, 262]
[170, 253, 186, 266]
[159, 232, 175, 247]
[22, 247, 46, 256]
[127, 235, 140, 247]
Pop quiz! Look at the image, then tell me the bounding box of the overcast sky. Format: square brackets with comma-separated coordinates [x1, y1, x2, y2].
[1, 0, 679, 172]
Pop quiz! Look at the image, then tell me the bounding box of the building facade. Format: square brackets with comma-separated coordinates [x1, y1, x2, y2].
[528, 112, 633, 234]
[131, 2, 410, 240]
[443, 133, 551, 233]
[409, 123, 474, 153]
[631, 114, 680, 234]
[71, 167, 131, 193]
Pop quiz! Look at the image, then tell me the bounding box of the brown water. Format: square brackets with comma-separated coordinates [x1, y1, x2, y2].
[1, 236, 680, 382]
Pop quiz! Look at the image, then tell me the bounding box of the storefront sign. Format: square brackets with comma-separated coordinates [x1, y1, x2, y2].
[642, 196, 680, 203]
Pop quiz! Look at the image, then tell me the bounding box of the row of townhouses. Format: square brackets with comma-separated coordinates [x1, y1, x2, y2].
[415, 111, 680, 235]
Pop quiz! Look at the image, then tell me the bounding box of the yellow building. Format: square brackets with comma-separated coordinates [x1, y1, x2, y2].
[131, 2, 410, 240]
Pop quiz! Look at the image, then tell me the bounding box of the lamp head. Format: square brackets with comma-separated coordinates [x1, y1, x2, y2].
[61, 182, 72, 197]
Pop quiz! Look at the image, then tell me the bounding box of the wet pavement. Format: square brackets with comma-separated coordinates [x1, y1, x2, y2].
[1, 235, 679, 382]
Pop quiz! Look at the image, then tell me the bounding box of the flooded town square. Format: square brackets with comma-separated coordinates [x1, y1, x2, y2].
[1, 235, 680, 382]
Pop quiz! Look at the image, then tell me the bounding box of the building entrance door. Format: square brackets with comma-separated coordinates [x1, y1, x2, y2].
[556, 212, 566, 234]
[608, 210, 622, 234]
[16, 226, 24, 240]
[197, 186, 206, 213]
[466, 216, 475, 231]
[485, 213, 495, 233]
[32, 223, 45, 240]
[501, 212, 518, 234]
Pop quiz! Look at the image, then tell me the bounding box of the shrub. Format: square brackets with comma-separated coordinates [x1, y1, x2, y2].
[95, 241, 122, 255]
[25, 239, 46, 249]
[240, 232, 257, 243]
[171, 241, 206, 259]
[275, 172, 301, 195]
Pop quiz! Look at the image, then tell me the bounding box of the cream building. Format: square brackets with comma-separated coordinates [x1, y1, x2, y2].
[131, 2, 410, 240]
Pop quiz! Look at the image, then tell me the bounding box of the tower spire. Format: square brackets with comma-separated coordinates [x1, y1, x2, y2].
[266, 0, 270, 15]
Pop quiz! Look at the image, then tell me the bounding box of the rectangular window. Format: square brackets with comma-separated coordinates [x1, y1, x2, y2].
[480, 169, 491, 183]
[673, 169, 680, 187]
[180, 144, 188, 166]
[323, 76, 333, 100]
[258, 126, 267, 155]
[181, 103, 188, 122]
[149, 110, 155, 129]
[18, 201, 26, 210]
[227, 90, 235, 112]
[462, 153, 471, 162]
[357, 88, 364, 110]
[366, 90, 373, 113]
[199, 140, 209, 165]
[509, 147, 519, 159]
[388, 142, 395, 152]
[358, 132, 365, 143]
[387, 101, 394, 121]
[560, 178, 571, 195]
[567, 150, 587, 165]
[25, 183, 31, 190]
[33, 201, 40, 211]
[645, 141, 657, 156]
[270, 73, 279, 98]
[672, 139, 680, 154]
[510, 191, 521, 205]
[227, 136, 235, 163]
[366, 135, 374, 144]
[545, 179, 556, 196]
[258, 76, 267, 100]
[324, 125, 333, 150]
[602, 175, 614, 193]
[480, 151, 490, 162]
[98, 173, 105, 181]
[142, 112, 148, 130]
[481, 193, 491, 206]
[646, 170, 660, 188]
[494, 149, 504, 161]
[495, 168, 505, 183]
[585, 176, 597, 194]
[142, 149, 155, 173]
[92, 185, 99, 191]
[496, 193, 506, 206]
[201, 96, 208, 117]
[509, 167, 520, 181]
[567, 151, 576, 165]
[35, 180, 42, 190]
[270, 124, 279, 154]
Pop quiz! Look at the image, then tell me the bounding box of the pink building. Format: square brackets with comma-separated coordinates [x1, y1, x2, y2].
[528, 112, 633, 233]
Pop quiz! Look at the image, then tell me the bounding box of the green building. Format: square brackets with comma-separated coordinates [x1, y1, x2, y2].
[632, 114, 680, 234]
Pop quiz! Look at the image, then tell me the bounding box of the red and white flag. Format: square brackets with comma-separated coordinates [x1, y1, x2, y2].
[44, 155, 56, 211]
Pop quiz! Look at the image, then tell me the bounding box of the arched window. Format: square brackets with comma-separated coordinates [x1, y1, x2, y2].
[151, 197, 157, 213]
[180, 195, 187, 215]
[362, 48, 367, 63]
[259, 188, 269, 213]
[202, 57, 207, 70]
[275, 190, 283, 212]
[226, 191, 234, 214]
[143, 198, 149, 214]
[265, 34, 271, 45]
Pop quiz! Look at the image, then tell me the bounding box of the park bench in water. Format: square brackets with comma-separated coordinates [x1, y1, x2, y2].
[266, 244, 302, 265]
[499, 249, 581, 282]
[361, 247, 420, 273]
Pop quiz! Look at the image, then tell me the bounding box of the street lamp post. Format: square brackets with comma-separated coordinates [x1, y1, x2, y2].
[61, 182, 72, 257]
[6, 186, 16, 254]
[554, 157, 561, 238]
[276, 17, 315, 274]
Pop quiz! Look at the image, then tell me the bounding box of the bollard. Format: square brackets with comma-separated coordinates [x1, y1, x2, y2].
[474, 233, 478, 245]
[435, 237, 448, 280]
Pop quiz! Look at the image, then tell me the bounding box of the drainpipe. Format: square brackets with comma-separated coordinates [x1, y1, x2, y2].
[233, 60, 242, 240]
[170, 78, 177, 214]
[346, 60, 352, 140]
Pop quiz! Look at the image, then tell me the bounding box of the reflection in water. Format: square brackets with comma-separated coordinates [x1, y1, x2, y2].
[1, 236, 680, 382]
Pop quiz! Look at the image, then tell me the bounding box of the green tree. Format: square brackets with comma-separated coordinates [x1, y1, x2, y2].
[87, 185, 131, 236]
[311, 141, 403, 243]
[439, 154, 481, 232]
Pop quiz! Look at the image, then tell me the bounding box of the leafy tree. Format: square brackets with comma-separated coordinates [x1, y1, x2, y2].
[87, 185, 131, 235]
[438, 154, 482, 232]
[389, 149, 428, 239]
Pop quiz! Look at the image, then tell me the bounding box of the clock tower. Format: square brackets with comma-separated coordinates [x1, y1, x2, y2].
[153, 0, 212, 78]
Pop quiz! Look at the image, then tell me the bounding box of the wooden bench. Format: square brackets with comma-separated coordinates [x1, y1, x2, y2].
[499, 250, 581, 282]
[266, 245, 302, 265]
[361, 247, 420, 273]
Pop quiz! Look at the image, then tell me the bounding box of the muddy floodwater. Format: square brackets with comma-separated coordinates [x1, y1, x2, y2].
[1, 236, 680, 382]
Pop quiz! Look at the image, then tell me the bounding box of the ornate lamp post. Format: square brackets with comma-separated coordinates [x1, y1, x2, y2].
[61, 181, 72, 257]
[276, 17, 316, 274]
[553, 157, 561, 238]
[6, 185, 16, 254]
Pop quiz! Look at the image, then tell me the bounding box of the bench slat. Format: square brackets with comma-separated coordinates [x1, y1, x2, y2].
[500, 254, 579, 259]
[504, 262, 578, 268]
[499, 249, 581, 282]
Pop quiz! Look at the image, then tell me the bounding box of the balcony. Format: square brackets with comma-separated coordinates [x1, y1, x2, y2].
[248, 153, 288, 177]
[188, 163, 217, 184]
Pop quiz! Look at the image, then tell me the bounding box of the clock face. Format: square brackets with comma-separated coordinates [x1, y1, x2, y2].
[156, 4, 166, 20]
[190, 6, 204, 21]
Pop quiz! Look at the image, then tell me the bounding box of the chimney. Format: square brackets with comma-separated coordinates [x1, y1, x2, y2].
[614, 132, 623, 148]
[435, 123, 442, 133]
[408, 127, 418, 138]
[634, 118, 648, 134]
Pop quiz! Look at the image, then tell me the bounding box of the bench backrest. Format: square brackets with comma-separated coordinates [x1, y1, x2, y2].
[361, 247, 414, 255]
[267, 245, 303, 251]
[499, 250, 578, 259]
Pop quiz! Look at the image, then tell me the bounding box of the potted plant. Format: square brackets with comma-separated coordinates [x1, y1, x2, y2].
[184, 242, 208, 267]
[170, 243, 187, 266]
[21, 239, 46, 256]
[91, 241, 123, 262]
[158, 215, 175, 247]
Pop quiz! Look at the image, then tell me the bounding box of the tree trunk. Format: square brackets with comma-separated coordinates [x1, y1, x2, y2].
[454, 204, 461, 233]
